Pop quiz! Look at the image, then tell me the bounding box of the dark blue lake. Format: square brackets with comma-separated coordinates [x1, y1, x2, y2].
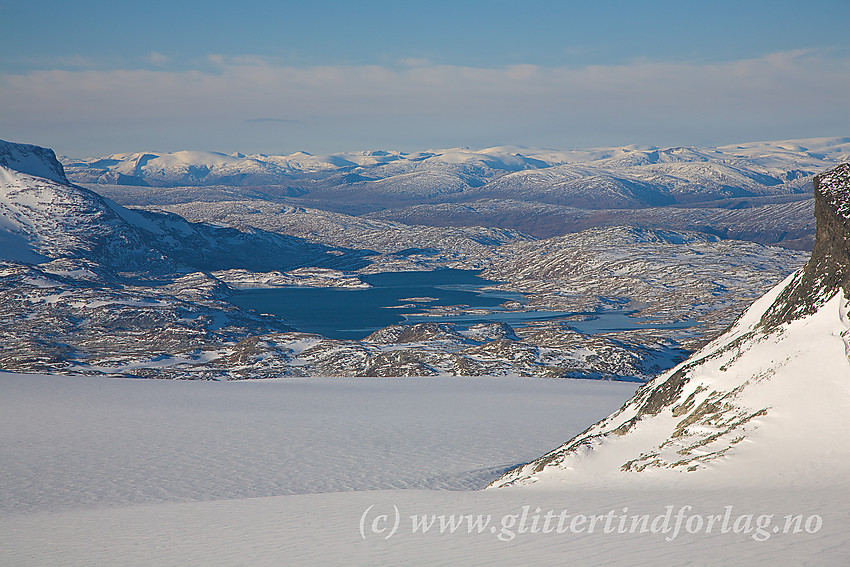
[229, 269, 526, 340]
[228, 269, 695, 340]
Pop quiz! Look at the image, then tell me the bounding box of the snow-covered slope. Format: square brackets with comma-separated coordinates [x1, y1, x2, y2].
[0, 139, 363, 273]
[0, 161, 172, 271]
[2, 374, 847, 566]
[490, 163, 850, 489]
[0, 140, 68, 184]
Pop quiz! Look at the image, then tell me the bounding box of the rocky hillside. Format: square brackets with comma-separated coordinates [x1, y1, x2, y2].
[363, 195, 816, 249]
[490, 163, 850, 488]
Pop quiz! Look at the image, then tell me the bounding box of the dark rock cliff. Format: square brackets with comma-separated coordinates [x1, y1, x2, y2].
[760, 163, 850, 328]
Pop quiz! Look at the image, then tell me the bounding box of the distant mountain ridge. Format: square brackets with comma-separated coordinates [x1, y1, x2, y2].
[62, 137, 850, 211]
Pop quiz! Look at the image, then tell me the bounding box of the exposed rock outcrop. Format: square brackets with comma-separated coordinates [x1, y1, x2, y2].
[760, 163, 850, 327]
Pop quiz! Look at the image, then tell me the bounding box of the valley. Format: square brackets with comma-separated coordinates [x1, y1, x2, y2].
[5, 137, 843, 380]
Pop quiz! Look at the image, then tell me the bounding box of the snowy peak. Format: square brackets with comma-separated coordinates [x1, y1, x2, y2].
[64, 150, 298, 186]
[490, 161, 850, 489]
[0, 139, 68, 184]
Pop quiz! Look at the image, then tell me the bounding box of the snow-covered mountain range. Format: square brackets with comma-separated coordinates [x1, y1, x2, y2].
[66, 137, 850, 249]
[63, 137, 850, 207]
[0, 138, 817, 379]
[490, 163, 850, 488]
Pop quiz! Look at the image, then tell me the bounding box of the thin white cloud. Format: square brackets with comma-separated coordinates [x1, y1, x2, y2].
[2, 50, 848, 154]
[146, 52, 170, 66]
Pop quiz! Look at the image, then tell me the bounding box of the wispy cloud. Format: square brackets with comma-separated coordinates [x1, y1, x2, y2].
[146, 52, 170, 66]
[2, 50, 849, 154]
[245, 118, 299, 123]
[399, 57, 430, 67]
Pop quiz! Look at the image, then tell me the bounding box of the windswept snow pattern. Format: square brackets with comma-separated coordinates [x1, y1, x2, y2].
[0, 373, 637, 513]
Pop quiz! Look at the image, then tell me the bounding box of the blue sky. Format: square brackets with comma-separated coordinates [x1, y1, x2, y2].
[2, 0, 849, 156]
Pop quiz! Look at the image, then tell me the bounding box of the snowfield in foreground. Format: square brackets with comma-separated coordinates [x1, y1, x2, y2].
[1, 373, 847, 566]
[0, 374, 636, 514]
